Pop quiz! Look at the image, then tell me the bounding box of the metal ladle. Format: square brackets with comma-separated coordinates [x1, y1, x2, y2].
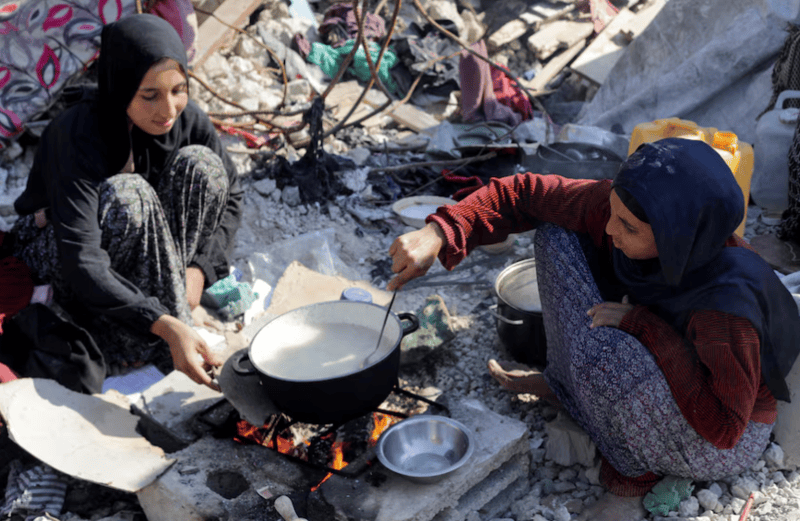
[361, 290, 397, 369]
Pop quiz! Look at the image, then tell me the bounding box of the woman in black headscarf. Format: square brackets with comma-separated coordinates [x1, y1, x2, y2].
[11, 14, 243, 389]
[387, 138, 800, 519]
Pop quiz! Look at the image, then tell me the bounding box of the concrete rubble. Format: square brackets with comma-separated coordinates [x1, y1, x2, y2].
[2, 0, 800, 520]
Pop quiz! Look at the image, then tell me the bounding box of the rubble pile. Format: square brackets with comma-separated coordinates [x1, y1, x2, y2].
[0, 0, 798, 520]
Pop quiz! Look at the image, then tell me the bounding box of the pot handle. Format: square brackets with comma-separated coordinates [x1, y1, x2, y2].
[232, 350, 258, 376]
[488, 304, 524, 325]
[398, 312, 420, 336]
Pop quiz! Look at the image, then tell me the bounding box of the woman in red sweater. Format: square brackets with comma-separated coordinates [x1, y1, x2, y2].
[387, 138, 800, 520]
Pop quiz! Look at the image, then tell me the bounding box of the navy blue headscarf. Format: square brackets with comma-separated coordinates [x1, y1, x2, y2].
[612, 138, 800, 402]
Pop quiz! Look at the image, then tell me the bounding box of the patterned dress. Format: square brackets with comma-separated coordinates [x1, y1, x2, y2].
[536, 223, 772, 485]
[12, 145, 228, 373]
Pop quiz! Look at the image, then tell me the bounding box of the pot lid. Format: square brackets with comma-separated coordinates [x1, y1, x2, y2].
[495, 259, 541, 312]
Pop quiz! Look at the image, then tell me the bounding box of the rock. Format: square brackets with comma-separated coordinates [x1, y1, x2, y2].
[731, 475, 760, 499]
[287, 79, 311, 103]
[427, 0, 465, 41]
[281, 186, 302, 206]
[253, 178, 277, 197]
[696, 489, 721, 511]
[678, 495, 700, 517]
[460, 9, 485, 44]
[229, 56, 254, 75]
[543, 413, 596, 467]
[344, 147, 371, 166]
[764, 442, 786, 469]
[259, 86, 284, 111]
[553, 481, 576, 493]
[584, 461, 601, 486]
[235, 35, 263, 60]
[201, 53, 232, 80]
[552, 505, 571, 521]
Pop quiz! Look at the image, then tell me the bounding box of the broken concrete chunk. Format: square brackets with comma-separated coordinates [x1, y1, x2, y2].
[488, 19, 529, 50]
[543, 412, 596, 467]
[526, 20, 594, 61]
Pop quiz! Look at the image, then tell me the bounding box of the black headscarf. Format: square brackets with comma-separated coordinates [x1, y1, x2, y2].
[612, 138, 800, 402]
[97, 13, 190, 175]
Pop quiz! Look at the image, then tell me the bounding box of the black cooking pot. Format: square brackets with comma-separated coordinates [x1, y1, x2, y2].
[524, 142, 624, 180]
[490, 258, 547, 367]
[233, 300, 419, 425]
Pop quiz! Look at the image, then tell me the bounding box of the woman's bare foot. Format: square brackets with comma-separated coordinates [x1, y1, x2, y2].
[576, 492, 647, 521]
[487, 359, 560, 405]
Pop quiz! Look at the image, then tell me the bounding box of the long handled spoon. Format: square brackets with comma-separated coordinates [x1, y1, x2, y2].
[361, 290, 397, 369]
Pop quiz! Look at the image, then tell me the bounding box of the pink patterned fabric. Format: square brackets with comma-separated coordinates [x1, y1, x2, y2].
[145, 0, 198, 63]
[0, 0, 136, 149]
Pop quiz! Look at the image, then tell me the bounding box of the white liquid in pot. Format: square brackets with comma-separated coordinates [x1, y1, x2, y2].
[251, 323, 394, 380]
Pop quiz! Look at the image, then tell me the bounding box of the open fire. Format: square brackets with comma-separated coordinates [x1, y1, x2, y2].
[234, 411, 402, 490]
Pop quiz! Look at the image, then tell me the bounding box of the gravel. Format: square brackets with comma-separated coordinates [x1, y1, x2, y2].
[0, 3, 796, 518]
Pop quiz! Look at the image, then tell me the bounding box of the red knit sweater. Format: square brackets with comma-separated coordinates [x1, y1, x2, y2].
[428, 173, 776, 494]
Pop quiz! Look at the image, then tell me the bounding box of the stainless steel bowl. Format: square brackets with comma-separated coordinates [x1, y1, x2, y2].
[376, 415, 475, 484]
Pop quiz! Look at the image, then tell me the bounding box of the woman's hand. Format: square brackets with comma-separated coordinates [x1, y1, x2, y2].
[186, 266, 205, 310]
[587, 296, 634, 329]
[387, 222, 446, 291]
[151, 314, 222, 390]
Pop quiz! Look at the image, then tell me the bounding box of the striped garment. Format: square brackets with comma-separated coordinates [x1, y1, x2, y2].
[428, 173, 777, 494]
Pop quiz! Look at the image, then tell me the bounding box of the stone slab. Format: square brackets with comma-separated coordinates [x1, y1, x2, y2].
[315, 398, 530, 521]
[135, 370, 226, 443]
[136, 435, 310, 521]
[432, 459, 530, 521]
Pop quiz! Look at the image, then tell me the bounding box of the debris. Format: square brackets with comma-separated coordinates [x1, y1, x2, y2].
[194, 0, 265, 68]
[570, 0, 667, 86]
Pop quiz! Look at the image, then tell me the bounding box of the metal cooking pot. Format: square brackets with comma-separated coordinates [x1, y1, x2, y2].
[524, 142, 624, 180]
[489, 258, 547, 366]
[233, 300, 419, 425]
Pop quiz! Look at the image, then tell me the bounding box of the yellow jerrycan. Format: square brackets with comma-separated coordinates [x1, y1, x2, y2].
[628, 118, 754, 238]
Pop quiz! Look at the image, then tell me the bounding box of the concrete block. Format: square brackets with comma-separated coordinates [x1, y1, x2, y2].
[136, 435, 307, 521]
[135, 370, 225, 443]
[315, 398, 530, 521]
[487, 19, 529, 50]
[432, 460, 530, 521]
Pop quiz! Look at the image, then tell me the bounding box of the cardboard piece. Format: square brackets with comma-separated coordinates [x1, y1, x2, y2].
[265, 260, 393, 316]
[0, 378, 173, 492]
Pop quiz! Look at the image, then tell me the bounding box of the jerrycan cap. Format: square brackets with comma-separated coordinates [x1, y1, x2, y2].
[779, 108, 800, 125]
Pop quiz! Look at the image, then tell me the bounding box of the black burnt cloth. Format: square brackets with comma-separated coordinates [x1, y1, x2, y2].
[13, 14, 243, 333]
